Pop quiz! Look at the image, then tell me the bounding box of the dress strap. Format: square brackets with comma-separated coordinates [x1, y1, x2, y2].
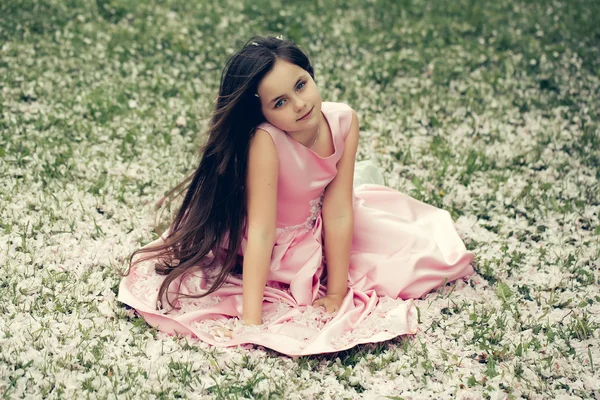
[321, 102, 354, 141]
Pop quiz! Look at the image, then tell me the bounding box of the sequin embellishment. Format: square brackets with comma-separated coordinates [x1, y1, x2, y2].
[281, 191, 325, 233]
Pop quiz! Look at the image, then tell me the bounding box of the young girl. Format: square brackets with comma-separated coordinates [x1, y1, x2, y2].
[117, 36, 474, 357]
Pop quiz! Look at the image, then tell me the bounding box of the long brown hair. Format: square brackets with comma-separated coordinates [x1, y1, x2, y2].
[119, 36, 315, 312]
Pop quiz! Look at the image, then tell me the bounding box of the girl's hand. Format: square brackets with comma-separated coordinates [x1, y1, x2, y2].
[312, 293, 345, 313]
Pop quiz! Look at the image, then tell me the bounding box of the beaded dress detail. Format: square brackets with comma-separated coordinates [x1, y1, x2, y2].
[280, 191, 324, 233]
[118, 102, 474, 357]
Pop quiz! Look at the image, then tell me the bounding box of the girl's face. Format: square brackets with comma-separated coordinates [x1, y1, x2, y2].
[257, 59, 322, 135]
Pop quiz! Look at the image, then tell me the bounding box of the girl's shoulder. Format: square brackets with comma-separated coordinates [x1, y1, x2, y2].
[322, 102, 355, 140]
[256, 121, 279, 135]
[255, 121, 284, 149]
[322, 101, 353, 114]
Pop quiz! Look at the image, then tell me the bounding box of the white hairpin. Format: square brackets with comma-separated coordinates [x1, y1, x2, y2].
[251, 41, 259, 46]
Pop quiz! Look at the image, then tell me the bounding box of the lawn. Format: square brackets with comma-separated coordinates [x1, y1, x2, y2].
[1, 0, 599, 398]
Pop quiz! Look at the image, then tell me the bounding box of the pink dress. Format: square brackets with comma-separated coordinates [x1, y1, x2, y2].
[117, 102, 474, 357]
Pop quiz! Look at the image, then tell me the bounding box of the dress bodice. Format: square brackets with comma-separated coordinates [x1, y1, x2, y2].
[256, 102, 354, 230]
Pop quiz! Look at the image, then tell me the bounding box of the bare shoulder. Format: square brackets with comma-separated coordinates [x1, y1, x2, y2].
[350, 108, 359, 126]
[347, 108, 360, 143]
[250, 128, 277, 158]
[247, 128, 278, 183]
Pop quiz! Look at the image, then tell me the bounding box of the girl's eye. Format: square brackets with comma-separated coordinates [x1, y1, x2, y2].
[274, 81, 306, 109]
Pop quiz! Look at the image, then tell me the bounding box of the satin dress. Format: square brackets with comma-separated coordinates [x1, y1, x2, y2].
[117, 102, 474, 357]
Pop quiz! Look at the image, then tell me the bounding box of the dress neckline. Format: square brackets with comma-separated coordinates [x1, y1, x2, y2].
[287, 106, 336, 160]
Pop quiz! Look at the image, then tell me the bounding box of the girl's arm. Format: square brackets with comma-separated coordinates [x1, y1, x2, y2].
[317, 110, 360, 311]
[242, 128, 278, 325]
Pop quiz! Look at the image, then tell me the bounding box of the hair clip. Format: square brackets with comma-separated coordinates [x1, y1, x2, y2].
[251, 42, 259, 46]
[254, 93, 259, 98]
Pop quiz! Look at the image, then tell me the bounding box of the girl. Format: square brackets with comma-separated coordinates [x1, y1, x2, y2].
[117, 36, 474, 357]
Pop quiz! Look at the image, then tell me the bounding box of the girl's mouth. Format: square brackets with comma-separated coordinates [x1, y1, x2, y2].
[297, 107, 313, 121]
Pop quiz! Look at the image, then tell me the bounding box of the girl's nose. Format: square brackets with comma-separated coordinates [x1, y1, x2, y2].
[293, 97, 307, 113]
